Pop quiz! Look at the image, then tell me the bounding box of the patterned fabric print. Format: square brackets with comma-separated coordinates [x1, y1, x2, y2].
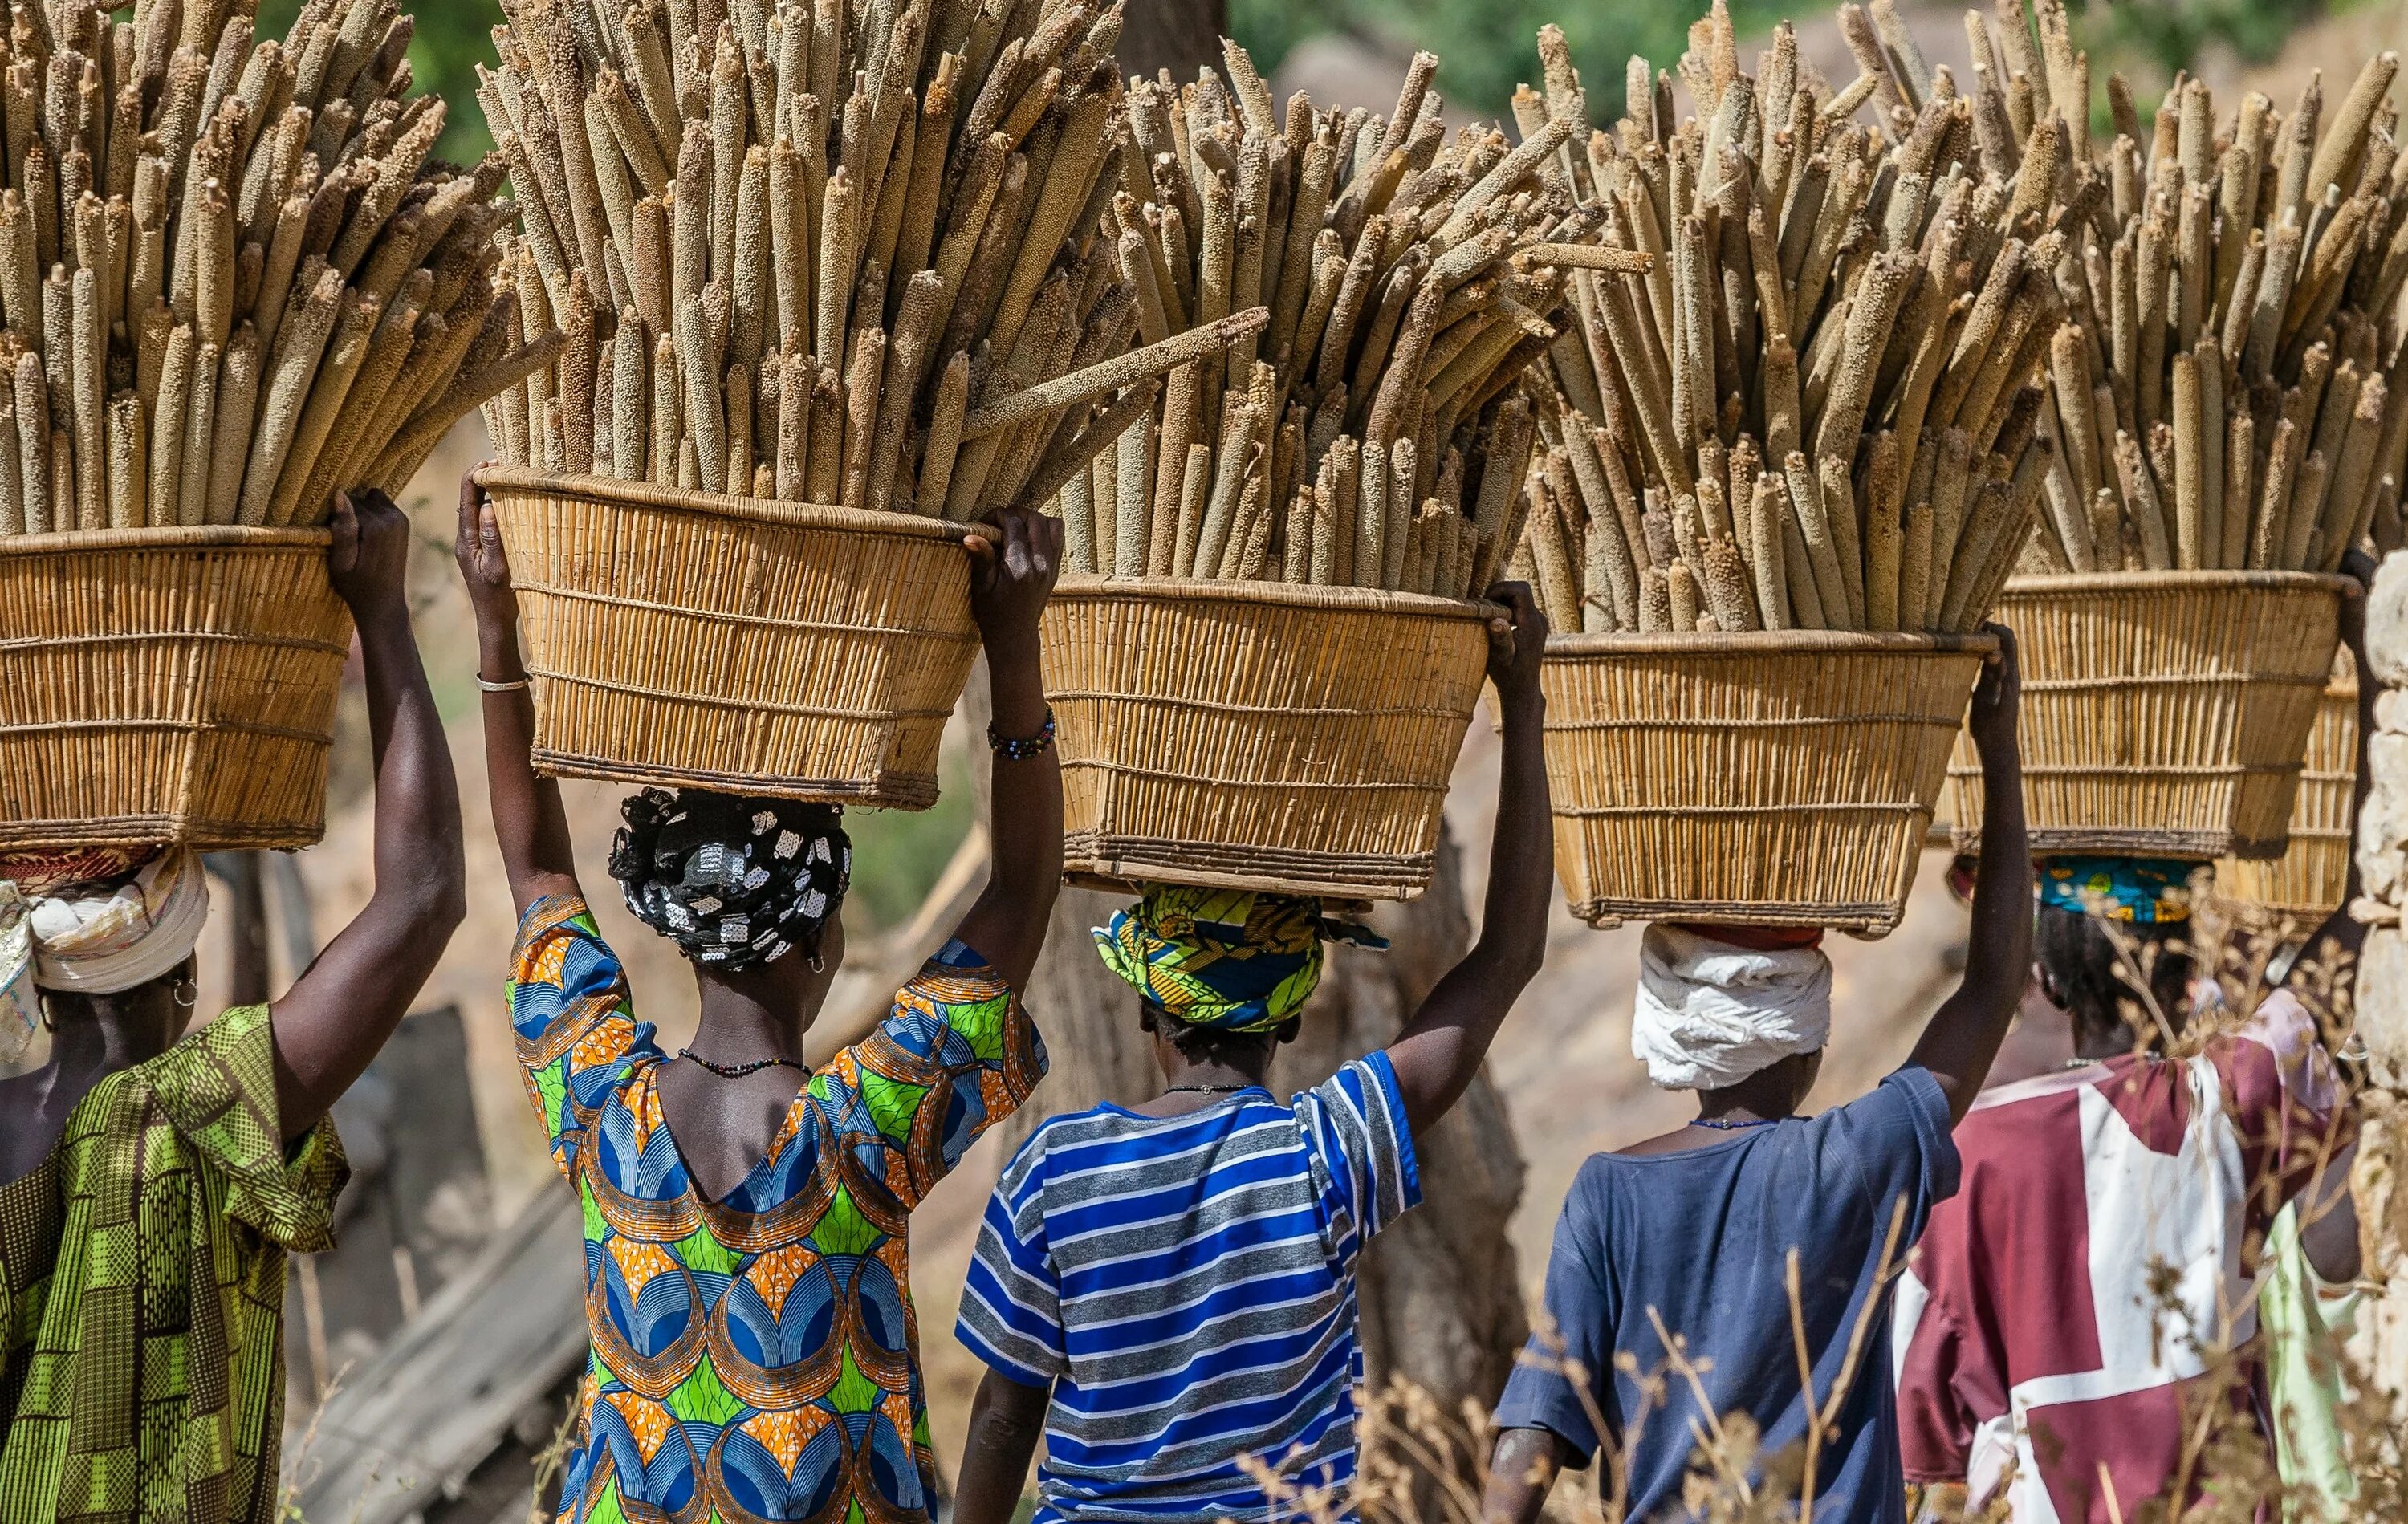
[510, 896, 1045, 1524]
[1092, 887, 1387, 1033]
[0, 1004, 348, 1524]
[2036, 857, 2197, 924]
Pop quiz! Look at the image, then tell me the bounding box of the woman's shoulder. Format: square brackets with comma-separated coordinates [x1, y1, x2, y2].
[901, 938, 1014, 1004]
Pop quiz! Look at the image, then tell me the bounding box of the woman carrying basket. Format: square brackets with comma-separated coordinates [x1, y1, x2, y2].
[948, 584, 1556, 1523]
[0, 492, 467, 1524]
[458, 472, 1065, 1524]
[1483, 627, 2032, 1524]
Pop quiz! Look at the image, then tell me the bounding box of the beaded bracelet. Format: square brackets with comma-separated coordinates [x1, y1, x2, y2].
[989, 708, 1057, 761]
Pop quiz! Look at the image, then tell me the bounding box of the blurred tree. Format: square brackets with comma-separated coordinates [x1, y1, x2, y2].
[1230, 0, 1789, 124]
[2071, 0, 2321, 104]
[256, 0, 496, 165]
[1123, 0, 1229, 85]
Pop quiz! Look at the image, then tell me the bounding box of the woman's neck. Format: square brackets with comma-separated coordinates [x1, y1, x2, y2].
[1160, 1054, 1270, 1093]
[43, 994, 181, 1075]
[689, 973, 813, 1064]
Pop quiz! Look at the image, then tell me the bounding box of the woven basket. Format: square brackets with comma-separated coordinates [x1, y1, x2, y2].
[1946, 571, 2348, 861]
[477, 467, 985, 808]
[2215, 652, 2358, 925]
[0, 526, 352, 850]
[1542, 629, 1993, 934]
[1040, 577, 1493, 901]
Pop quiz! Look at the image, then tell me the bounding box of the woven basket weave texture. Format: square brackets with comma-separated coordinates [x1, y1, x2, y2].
[1946, 572, 2346, 861]
[478, 468, 983, 809]
[1040, 577, 1491, 902]
[2215, 652, 2357, 925]
[0, 526, 350, 850]
[1541, 630, 1991, 935]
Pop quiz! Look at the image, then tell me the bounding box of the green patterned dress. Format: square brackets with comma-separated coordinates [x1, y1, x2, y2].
[0, 1003, 348, 1524]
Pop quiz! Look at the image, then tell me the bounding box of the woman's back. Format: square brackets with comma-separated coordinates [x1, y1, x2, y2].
[513, 895, 1044, 1524]
[957, 1054, 1418, 1522]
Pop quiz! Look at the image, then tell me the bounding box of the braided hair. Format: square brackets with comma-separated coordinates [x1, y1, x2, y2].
[607, 789, 851, 972]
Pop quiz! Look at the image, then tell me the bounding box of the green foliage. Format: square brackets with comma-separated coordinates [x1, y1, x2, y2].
[1228, 0, 1788, 125]
[2075, 0, 2322, 88]
[255, 0, 495, 165]
[842, 750, 975, 932]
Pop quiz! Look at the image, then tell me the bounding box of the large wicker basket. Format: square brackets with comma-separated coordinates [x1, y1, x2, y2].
[1543, 629, 1995, 935]
[1039, 578, 1493, 901]
[2215, 652, 2358, 925]
[1946, 571, 2348, 860]
[478, 468, 985, 808]
[0, 526, 352, 850]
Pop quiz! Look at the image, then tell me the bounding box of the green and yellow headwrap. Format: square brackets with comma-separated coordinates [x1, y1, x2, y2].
[1094, 885, 1389, 1033]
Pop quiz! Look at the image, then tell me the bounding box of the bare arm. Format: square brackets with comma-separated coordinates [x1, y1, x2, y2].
[952, 1367, 1051, 1524]
[1385, 584, 1553, 1136]
[1909, 624, 2032, 1124]
[1483, 1427, 1570, 1524]
[458, 471, 580, 915]
[268, 491, 467, 1139]
[950, 506, 1066, 994]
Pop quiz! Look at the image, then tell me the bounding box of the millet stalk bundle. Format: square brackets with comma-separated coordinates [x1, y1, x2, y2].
[480, 0, 1252, 518]
[1055, 40, 1568, 599]
[1986, 0, 2408, 574]
[1516, 2, 2070, 637]
[0, 0, 528, 536]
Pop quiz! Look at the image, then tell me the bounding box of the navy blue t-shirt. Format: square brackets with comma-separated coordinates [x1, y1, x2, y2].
[1493, 1066, 1959, 1522]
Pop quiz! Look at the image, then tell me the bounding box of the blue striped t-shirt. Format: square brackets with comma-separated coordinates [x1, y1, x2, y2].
[955, 1053, 1421, 1521]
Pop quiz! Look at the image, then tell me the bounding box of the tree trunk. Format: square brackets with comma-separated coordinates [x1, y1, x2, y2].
[993, 881, 1161, 1154]
[1115, 0, 1227, 87]
[1271, 833, 1530, 1518]
[203, 852, 271, 1005]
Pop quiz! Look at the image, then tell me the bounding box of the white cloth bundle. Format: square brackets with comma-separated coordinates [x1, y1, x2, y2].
[1630, 923, 1833, 1090]
[0, 849, 209, 1062]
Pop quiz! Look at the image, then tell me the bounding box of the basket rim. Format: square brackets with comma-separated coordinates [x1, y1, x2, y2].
[473, 465, 1000, 544]
[1544, 628, 2000, 657]
[2000, 570, 2357, 595]
[0, 523, 333, 555]
[1047, 573, 1503, 620]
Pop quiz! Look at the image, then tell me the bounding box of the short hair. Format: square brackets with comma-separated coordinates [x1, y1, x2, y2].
[1137, 1001, 1288, 1067]
[2034, 903, 2192, 1049]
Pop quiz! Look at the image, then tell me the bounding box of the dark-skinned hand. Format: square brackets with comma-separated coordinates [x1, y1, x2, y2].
[967, 503, 1064, 647]
[1967, 620, 2021, 757]
[327, 490, 412, 616]
[1483, 581, 1548, 699]
[454, 466, 517, 627]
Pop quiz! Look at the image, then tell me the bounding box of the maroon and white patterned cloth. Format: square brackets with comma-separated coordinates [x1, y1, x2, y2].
[1892, 989, 2346, 1522]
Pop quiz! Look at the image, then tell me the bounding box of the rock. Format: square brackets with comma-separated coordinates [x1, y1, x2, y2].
[2360, 733, 2408, 904]
[2377, 689, 2408, 736]
[2365, 549, 2408, 688]
[2359, 929, 2408, 1089]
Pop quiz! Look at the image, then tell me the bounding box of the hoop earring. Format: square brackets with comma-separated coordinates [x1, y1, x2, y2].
[171, 979, 199, 1010]
[808, 952, 825, 974]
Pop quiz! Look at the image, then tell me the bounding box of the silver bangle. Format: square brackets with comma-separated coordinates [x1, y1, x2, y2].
[476, 673, 531, 693]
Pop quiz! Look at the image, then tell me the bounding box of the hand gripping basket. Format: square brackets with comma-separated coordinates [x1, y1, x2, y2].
[0, 526, 352, 850]
[1039, 578, 1494, 901]
[477, 468, 985, 808]
[2214, 652, 2358, 925]
[1946, 571, 2349, 861]
[1541, 629, 1995, 935]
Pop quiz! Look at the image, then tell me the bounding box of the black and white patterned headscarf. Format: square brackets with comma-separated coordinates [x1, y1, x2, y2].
[607, 789, 852, 972]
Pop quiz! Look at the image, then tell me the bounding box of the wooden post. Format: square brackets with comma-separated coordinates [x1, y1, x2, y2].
[202, 851, 270, 1005]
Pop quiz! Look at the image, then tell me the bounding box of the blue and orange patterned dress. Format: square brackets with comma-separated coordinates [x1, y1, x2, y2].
[510, 894, 1047, 1524]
